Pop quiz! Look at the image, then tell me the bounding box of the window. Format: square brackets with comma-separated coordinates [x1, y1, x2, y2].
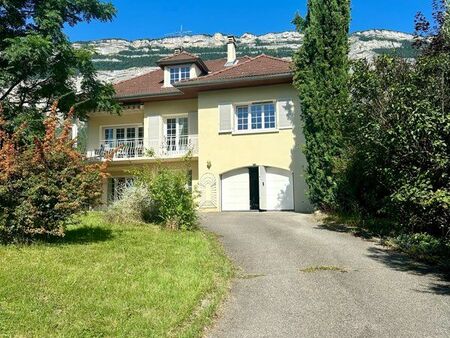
[234, 102, 276, 132]
[165, 117, 189, 153]
[264, 103, 276, 128]
[116, 128, 125, 141]
[127, 128, 135, 140]
[104, 128, 113, 140]
[166, 118, 177, 151]
[251, 105, 263, 129]
[236, 106, 248, 130]
[170, 66, 190, 84]
[104, 128, 114, 147]
[101, 126, 144, 157]
[102, 126, 143, 142]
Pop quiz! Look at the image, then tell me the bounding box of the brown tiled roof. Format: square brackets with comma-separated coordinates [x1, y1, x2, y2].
[204, 56, 252, 73]
[114, 69, 181, 99]
[178, 55, 292, 85]
[114, 55, 291, 99]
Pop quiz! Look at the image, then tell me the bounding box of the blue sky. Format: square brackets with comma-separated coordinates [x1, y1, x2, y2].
[65, 0, 433, 42]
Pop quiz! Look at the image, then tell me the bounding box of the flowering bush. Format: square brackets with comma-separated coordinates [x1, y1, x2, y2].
[0, 102, 109, 243]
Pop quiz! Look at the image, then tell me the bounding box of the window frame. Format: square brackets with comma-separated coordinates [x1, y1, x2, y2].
[100, 124, 144, 143]
[233, 101, 277, 134]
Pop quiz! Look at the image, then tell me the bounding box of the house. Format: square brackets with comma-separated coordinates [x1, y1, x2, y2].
[86, 36, 311, 212]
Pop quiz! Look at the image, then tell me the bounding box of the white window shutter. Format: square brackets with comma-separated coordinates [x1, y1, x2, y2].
[218, 103, 232, 133]
[188, 111, 198, 135]
[277, 99, 295, 129]
[148, 115, 161, 140]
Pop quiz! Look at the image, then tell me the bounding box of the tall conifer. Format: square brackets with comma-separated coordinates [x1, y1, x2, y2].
[293, 0, 351, 209]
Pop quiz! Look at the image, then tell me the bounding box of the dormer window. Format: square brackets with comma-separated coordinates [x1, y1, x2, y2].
[157, 51, 209, 87]
[170, 66, 190, 84]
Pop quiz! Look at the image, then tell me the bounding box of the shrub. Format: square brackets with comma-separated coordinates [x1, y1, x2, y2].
[104, 184, 152, 224]
[0, 102, 108, 243]
[394, 233, 450, 262]
[135, 165, 198, 230]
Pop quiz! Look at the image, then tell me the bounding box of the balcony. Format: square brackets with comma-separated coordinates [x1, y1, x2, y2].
[87, 135, 198, 161]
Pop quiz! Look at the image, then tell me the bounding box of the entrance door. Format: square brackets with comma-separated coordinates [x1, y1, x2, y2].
[249, 167, 260, 210]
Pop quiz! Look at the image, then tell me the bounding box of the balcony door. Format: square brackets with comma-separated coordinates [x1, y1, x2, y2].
[164, 117, 188, 154]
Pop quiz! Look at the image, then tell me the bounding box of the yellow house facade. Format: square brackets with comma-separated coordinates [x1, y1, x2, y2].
[86, 37, 312, 212]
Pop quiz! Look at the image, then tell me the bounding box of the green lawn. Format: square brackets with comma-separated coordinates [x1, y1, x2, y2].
[0, 213, 233, 337]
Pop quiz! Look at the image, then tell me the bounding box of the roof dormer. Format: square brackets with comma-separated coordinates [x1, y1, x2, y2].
[157, 49, 209, 87]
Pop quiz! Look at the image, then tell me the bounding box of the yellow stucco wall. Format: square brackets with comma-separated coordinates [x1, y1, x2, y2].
[197, 84, 311, 212]
[86, 86, 311, 212]
[87, 101, 199, 204]
[144, 98, 197, 119]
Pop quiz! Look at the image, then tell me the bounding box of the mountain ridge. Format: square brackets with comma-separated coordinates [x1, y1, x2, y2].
[73, 29, 413, 44]
[76, 29, 416, 84]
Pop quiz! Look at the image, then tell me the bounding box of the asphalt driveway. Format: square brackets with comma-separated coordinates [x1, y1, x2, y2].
[201, 212, 450, 338]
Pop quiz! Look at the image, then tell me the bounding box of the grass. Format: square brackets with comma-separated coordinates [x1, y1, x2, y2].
[0, 212, 233, 337]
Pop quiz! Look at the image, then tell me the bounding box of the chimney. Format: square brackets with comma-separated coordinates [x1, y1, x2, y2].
[174, 47, 183, 55]
[226, 36, 237, 66]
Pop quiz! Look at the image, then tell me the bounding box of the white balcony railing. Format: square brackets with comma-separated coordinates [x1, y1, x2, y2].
[87, 135, 198, 160]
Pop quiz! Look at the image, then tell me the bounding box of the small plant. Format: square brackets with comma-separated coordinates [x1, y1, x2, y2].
[394, 233, 450, 261]
[134, 164, 198, 231]
[300, 265, 348, 273]
[104, 184, 152, 224]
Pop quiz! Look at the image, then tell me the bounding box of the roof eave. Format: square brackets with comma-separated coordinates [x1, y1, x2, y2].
[114, 91, 184, 101]
[114, 72, 293, 102]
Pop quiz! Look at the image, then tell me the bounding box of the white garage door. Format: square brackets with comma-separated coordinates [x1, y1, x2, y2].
[265, 167, 294, 211]
[221, 168, 250, 211]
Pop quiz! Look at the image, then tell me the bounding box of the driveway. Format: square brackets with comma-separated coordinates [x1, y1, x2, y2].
[201, 212, 450, 338]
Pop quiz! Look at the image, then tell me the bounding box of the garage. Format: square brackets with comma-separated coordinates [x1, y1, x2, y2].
[221, 168, 250, 211]
[221, 166, 294, 211]
[264, 167, 294, 210]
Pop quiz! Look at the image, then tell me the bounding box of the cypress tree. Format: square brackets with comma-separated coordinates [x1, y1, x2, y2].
[293, 0, 351, 209]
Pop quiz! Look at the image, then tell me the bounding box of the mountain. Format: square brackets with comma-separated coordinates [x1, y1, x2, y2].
[73, 30, 416, 84]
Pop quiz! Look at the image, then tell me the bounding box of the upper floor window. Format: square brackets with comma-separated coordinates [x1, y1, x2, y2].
[235, 102, 276, 132]
[170, 66, 190, 84]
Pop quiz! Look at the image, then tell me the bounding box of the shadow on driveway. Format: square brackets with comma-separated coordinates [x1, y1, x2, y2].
[366, 246, 450, 296]
[316, 220, 450, 296]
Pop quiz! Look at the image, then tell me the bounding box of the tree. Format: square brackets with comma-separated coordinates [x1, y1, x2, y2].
[0, 102, 110, 243]
[414, 0, 450, 55]
[342, 1, 450, 238]
[0, 0, 120, 138]
[292, 0, 351, 210]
